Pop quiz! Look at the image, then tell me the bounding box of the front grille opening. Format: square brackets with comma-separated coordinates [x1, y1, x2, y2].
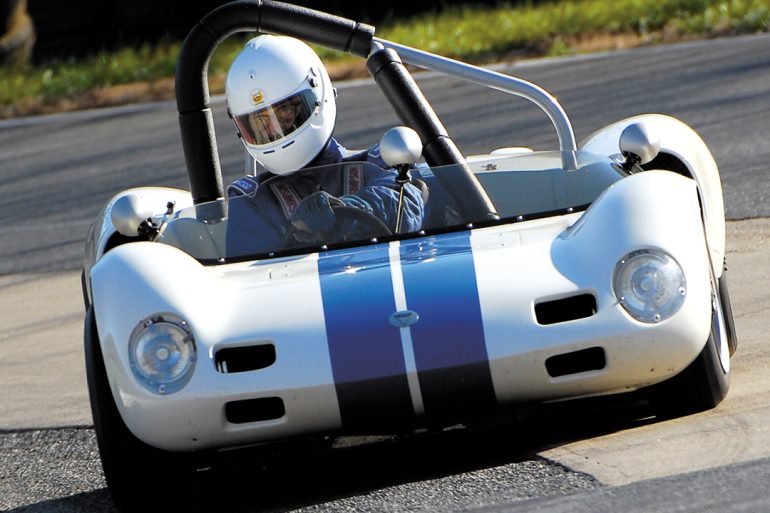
[215, 344, 276, 373]
[545, 347, 606, 378]
[226, 397, 285, 424]
[535, 293, 597, 325]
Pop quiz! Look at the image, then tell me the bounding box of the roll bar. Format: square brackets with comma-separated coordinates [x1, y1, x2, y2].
[176, 0, 576, 221]
[366, 45, 497, 220]
[373, 39, 578, 171]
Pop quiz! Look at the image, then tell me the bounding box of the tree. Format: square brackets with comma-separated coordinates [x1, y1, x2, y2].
[0, 0, 35, 67]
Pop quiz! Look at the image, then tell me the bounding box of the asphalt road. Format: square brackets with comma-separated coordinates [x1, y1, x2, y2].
[1, 34, 769, 512]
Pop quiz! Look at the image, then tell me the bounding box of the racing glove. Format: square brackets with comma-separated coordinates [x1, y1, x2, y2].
[291, 191, 375, 234]
[338, 194, 374, 214]
[291, 191, 344, 233]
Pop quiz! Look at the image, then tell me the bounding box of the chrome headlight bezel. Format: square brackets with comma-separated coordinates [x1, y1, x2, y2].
[128, 313, 197, 394]
[613, 249, 687, 323]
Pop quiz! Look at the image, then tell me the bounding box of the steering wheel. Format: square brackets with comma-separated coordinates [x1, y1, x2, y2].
[282, 204, 392, 249]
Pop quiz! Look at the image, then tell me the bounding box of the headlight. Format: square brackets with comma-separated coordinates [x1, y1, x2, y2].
[129, 314, 196, 394]
[613, 249, 686, 323]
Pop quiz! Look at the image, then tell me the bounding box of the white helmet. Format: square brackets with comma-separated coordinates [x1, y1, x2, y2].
[226, 35, 336, 175]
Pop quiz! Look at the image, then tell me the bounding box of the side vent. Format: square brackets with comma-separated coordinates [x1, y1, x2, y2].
[215, 344, 276, 373]
[225, 397, 285, 424]
[535, 294, 597, 325]
[545, 347, 606, 378]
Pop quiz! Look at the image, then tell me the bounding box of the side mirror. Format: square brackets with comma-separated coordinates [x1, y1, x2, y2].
[111, 192, 156, 237]
[619, 122, 660, 166]
[379, 126, 423, 168]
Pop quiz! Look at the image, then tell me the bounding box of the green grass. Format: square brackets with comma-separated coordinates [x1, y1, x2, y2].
[379, 0, 770, 59]
[0, 39, 238, 107]
[2, 0, 769, 113]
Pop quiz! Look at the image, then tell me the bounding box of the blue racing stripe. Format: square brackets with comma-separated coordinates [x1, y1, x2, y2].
[318, 244, 415, 430]
[400, 232, 497, 419]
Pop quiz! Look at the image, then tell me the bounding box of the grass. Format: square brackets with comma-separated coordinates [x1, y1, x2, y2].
[379, 0, 770, 58]
[1, 0, 769, 118]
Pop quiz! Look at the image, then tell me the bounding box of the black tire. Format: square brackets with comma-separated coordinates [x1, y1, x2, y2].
[646, 282, 731, 419]
[718, 263, 738, 356]
[84, 307, 200, 512]
[80, 269, 90, 311]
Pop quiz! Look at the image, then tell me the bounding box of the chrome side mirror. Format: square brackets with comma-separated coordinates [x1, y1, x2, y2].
[111, 192, 156, 237]
[379, 126, 423, 168]
[619, 122, 660, 167]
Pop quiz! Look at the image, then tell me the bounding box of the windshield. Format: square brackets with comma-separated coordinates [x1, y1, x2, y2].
[157, 151, 623, 262]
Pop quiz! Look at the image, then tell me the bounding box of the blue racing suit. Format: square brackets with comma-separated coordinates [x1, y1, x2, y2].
[226, 138, 425, 257]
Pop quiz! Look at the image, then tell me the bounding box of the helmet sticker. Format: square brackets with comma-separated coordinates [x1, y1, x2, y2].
[251, 90, 265, 106]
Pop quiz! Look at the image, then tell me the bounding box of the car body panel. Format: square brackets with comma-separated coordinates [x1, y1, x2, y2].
[581, 114, 725, 277]
[90, 169, 711, 451]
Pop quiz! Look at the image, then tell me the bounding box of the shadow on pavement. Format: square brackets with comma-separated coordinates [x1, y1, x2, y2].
[5, 393, 661, 513]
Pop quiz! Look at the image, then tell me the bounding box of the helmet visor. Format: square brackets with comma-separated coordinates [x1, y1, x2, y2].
[233, 89, 317, 147]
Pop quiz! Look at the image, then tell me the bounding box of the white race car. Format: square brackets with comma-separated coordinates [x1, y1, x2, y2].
[81, 1, 737, 511]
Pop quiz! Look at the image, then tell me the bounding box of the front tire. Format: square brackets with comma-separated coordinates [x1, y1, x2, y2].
[84, 307, 199, 512]
[647, 277, 732, 418]
[718, 264, 738, 356]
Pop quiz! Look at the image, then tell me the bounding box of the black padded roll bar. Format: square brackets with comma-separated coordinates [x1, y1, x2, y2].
[366, 48, 498, 222]
[176, 0, 374, 204]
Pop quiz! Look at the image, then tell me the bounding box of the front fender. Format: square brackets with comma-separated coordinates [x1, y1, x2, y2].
[581, 114, 725, 278]
[83, 187, 194, 306]
[90, 242, 232, 446]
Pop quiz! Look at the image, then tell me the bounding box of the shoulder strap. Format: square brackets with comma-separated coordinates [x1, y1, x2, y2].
[344, 164, 363, 195]
[269, 180, 303, 219]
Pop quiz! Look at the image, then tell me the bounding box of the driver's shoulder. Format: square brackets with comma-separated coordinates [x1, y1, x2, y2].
[227, 175, 259, 197]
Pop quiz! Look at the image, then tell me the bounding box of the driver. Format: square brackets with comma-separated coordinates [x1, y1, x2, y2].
[224, 35, 425, 255]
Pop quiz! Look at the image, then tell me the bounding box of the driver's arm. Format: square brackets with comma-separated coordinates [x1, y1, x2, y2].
[350, 169, 425, 233]
[290, 190, 344, 232]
